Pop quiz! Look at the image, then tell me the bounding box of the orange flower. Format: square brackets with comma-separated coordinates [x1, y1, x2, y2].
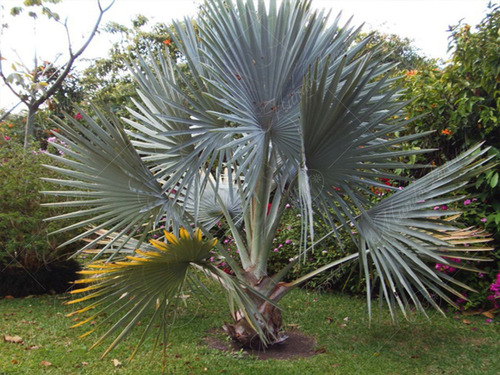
[405, 70, 418, 77]
[163, 39, 171, 45]
[441, 129, 452, 135]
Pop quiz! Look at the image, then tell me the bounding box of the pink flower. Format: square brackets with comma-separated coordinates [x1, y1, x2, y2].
[481, 218, 487, 222]
[435, 257, 460, 274]
[285, 239, 292, 244]
[463, 199, 471, 206]
[74, 112, 83, 120]
[433, 206, 440, 210]
[485, 318, 492, 323]
[4, 136, 10, 141]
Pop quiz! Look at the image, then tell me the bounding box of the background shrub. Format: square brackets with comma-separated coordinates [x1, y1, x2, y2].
[0, 139, 81, 296]
[397, 4, 500, 310]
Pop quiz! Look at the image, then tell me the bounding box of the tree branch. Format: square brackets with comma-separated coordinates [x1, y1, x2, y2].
[0, 63, 30, 107]
[0, 101, 22, 121]
[32, 0, 115, 110]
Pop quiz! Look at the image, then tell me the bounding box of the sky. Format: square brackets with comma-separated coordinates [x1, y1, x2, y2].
[0, 0, 493, 111]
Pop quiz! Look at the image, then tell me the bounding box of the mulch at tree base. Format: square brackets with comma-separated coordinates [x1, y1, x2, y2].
[203, 329, 318, 360]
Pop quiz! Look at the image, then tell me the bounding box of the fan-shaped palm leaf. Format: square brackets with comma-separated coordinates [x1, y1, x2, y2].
[42, 107, 171, 260]
[356, 144, 494, 320]
[67, 228, 270, 362]
[300, 56, 433, 239]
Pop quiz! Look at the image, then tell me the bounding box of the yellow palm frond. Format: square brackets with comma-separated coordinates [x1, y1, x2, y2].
[66, 228, 218, 360]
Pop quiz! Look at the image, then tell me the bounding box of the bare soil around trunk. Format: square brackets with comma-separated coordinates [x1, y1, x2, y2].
[203, 329, 318, 360]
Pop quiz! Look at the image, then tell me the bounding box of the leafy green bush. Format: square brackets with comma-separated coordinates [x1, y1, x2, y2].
[401, 4, 500, 231]
[0, 139, 81, 296]
[397, 4, 500, 310]
[0, 115, 25, 145]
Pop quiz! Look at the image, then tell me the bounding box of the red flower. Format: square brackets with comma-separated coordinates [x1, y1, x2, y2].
[379, 177, 392, 187]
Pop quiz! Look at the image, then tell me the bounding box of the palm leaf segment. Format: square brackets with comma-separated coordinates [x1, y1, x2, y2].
[67, 228, 270, 360]
[356, 144, 494, 320]
[42, 109, 170, 260]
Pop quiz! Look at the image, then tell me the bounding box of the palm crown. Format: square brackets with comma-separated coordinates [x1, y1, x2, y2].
[45, 0, 492, 359]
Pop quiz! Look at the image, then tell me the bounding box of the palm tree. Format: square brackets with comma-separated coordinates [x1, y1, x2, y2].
[45, 0, 492, 360]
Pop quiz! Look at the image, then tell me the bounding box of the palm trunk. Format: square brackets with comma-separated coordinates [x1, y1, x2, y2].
[222, 276, 292, 349]
[221, 252, 361, 348]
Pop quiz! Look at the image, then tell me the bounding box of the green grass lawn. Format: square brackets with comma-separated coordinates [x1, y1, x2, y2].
[1, 287, 498, 374]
